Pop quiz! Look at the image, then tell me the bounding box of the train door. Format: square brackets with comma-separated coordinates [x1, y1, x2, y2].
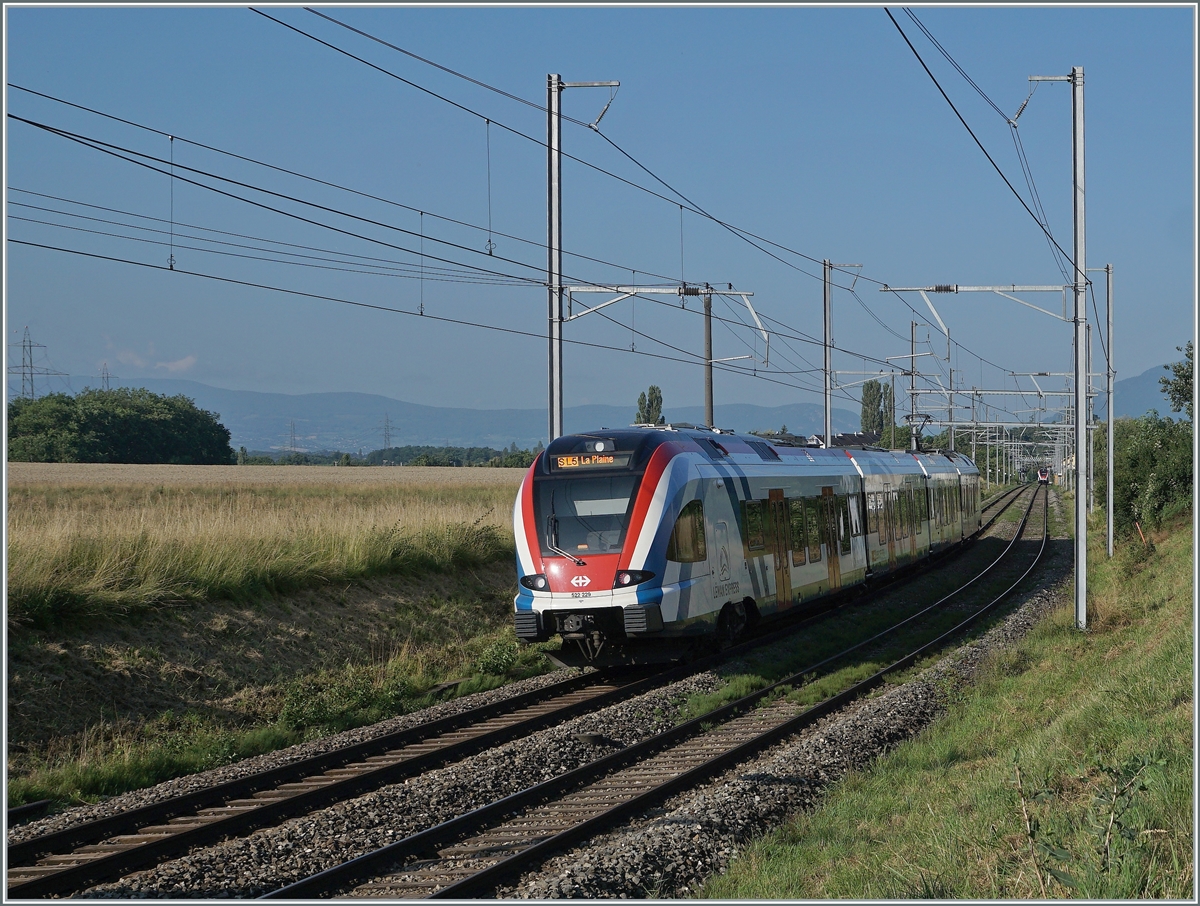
[907, 486, 918, 560]
[768, 489, 792, 608]
[820, 487, 841, 591]
[883, 484, 897, 569]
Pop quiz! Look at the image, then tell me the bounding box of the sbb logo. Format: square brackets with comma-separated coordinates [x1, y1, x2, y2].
[570, 575, 591, 588]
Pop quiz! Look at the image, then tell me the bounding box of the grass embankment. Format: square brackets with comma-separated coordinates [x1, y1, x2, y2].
[7, 467, 520, 629]
[7, 465, 549, 811]
[704, 517, 1193, 899]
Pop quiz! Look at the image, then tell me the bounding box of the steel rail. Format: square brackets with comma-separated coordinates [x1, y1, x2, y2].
[5, 670, 655, 898]
[262, 487, 1045, 899]
[11, 482, 1026, 899]
[427, 485, 1050, 899]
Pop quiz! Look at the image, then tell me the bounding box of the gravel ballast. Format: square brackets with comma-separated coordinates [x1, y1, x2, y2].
[8, 668, 584, 847]
[500, 537, 1070, 897]
[77, 671, 725, 897]
[27, 489, 1063, 899]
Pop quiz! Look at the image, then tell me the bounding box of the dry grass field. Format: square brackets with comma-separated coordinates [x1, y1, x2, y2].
[7, 462, 542, 807]
[7, 463, 526, 628]
[7, 462, 526, 486]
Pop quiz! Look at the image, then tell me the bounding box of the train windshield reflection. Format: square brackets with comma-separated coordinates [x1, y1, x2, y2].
[534, 474, 641, 555]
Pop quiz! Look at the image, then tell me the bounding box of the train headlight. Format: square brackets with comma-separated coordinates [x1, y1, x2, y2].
[614, 570, 655, 588]
[520, 574, 548, 590]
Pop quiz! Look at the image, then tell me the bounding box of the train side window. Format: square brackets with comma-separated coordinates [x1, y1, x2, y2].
[866, 492, 879, 537]
[848, 493, 863, 537]
[789, 499, 807, 566]
[805, 497, 823, 562]
[836, 496, 852, 554]
[896, 491, 906, 539]
[880, 491, 892, 545]
[666, 500, 707, 563]
[743, 500, 765, 551]
[908, 489, 917, 536]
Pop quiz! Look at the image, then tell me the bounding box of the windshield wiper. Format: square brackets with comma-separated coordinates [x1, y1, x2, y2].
[546, 493, 586, 566]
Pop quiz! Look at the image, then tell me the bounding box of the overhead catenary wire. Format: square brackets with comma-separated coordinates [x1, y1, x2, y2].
[7, 194, 527, 283]
[7, 214, 529, 286]
[6, 83, 682, 287]
[8, 186, 888, 370]
[11, 75, 992, 378]
[11, 29, 1044, 406]
[899, 9, 1073, 285]
[260, 13, 1046, 386]
[885, 8, 1089, 291]
[8, 238, 844, 396]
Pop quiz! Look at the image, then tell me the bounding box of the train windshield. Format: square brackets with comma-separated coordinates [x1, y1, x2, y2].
[533, 474, 642, 556]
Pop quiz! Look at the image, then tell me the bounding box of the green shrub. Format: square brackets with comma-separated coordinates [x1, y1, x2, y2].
[1095, 413, 1192, 537]
[475, 637, 518, 676]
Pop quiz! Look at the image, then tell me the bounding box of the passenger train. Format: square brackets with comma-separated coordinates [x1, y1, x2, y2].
[513, 425, 982, 666]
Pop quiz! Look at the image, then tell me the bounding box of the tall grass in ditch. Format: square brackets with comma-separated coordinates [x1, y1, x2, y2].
[7, 481, 518, 628]
[705, 518, 1192, 899]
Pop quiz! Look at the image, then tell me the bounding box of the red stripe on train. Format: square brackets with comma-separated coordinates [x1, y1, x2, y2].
[617, 442, 680, 571]
[520, 454, 541, 570]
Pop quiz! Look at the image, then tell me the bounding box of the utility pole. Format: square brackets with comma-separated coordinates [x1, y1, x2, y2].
[1027, 65, 1087, 628]
[1106, 264, 1114, 557]
[567, 283, 764, 431]
[971, 392, 977, 464]
[546, 74, 619, 443]
[101, 362, 111, 391]
[547, 74, 563, 444]
[822, 260, 862, 448]
[382, 413, 392, 451]
[7, 327, 66, 399]
[948, 365, 954, 452]
[1071, 64, 1088, 630]
[910, 321, 917, 451]
[824, 260, 832, 448]
[889, 372, 896, 449]
[704, 288, 714, 428]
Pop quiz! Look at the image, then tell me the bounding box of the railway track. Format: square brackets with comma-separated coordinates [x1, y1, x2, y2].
[7, 483, 1038, 899]
[6, 670, 662, 898]
[265, 485, 1048, 898]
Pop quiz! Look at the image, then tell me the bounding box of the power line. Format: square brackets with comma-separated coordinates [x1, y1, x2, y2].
[10, 113, 557, 286]
[9, 189, 529, 281]
[897, 9, 1072, 283]
[11, 77, 959, 366]
[7, 83, 683, 286]
[249, 9, 881, 293]
[884, 8, 1088, 290]
[7, 238, 834, 394]
[7, 213, 532, 285]
[7, 188, 848, 363]
[266, 11, 1042, 383]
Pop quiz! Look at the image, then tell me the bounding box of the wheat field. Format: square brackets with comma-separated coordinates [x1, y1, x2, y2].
[7, 463, 526, 627]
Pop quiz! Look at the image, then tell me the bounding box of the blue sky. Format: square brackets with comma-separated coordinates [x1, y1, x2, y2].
[4, 5, 1195, 428]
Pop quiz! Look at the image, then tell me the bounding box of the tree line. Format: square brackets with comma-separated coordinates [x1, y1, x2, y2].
[8, 388, 234, 464]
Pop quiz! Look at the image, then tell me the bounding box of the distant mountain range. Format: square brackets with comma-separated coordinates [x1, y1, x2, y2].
[21, 365, 1179, 453]
[45, 377, 857, 452]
